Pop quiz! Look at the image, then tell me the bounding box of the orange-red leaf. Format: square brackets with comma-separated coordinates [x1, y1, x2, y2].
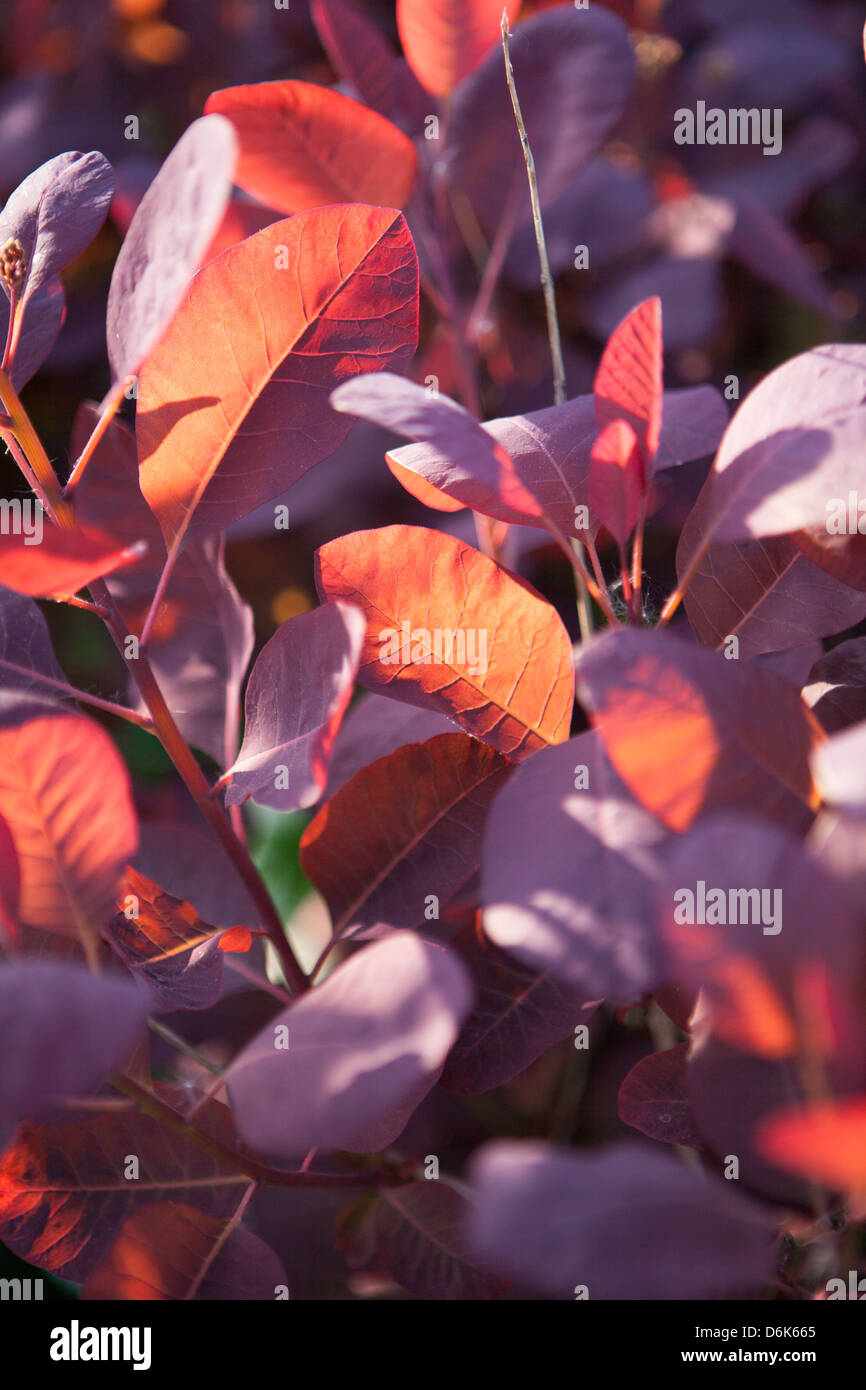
[0, 701, 137, 962]
[300, 732, 512, 937]
[0, 527, 145, 598]
[137, 205, 418, 550]
[588, 418, 646, 548]
[757, 1098, 866, 1191]
[575, 629, 821, 831]
[315, 525, 574, 759]
[205, 81, 418, 213]
[594, 297, 663, 465]
[397, 0, 521, 97]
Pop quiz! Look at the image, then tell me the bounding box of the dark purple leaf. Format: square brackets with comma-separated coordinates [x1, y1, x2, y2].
[618, 1043, 702, 1149]
[331, 373, 543, 525]
[350, 1181, 507, 1300]
[0, 585, 65, 696]
[0, 276, 65, 389]
[803, 638, 866, 733]
[449, 7, 635, 237]
[441, 926, 592, 1093]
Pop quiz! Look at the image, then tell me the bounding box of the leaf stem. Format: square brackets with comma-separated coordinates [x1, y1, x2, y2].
[63, 377, 127, 499]
[0, 656, 153, 728]
[0, 368, 71, 523]
[88, 576, 310, 996]
[114, 1075, 409, 1189]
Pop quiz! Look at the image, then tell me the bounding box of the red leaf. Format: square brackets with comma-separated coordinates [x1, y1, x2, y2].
[315, 525, 574, 759]
[137, 205, 418, 550]
[0, 526, 146, 598]
[594, 297, 663, 465]
[0, 1096, 249, 1281]
[756, 1098, 866, 1192]
[300, 732, 512, 938]
[396, 0, 520, 97]
[205, 81, 418, 213]
[575, 628, 822, 832]
[218, 926, 252, 954]
[618, 1043, 702, 1149]
[107, 866, 229, 1012]
[82, 1201, 286, 1301]
[588, 418, 646, 549]
[0, 700, 137, 963]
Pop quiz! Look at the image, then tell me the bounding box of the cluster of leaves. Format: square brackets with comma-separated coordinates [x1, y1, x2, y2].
[0, 0, 866, 1302]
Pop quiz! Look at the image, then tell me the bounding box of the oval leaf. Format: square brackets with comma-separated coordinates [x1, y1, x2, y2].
[227, 934, 473, 1157]
[315, 525, 574, 759]
[205, 81, 418, 213]
[138, 205, 418, 549]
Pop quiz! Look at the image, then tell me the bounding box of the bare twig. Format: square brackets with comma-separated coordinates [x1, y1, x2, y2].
[500, 11, 567, 407]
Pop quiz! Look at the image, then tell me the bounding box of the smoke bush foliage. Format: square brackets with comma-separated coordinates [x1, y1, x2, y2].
[0, 0, 865, 1302]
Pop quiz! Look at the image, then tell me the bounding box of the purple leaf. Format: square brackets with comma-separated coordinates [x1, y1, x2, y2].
[441, 926, 593, 1094]
[325, 693, 457, 798]
[505, 156, 652, 288]
[692, 345, 866, 545]
[226, 934, 473, 1157]
[0, 276, 65, 389]
[74, 403, 254, 767]
[585, 255, 724, 352]
[349, 1182, 507, 1300]
[679, 484, 866, 656]
[727, 194, 838, 317]
[0, 151, 113, 309]
[135, 823, 261, 929]
[811, 721, 866, 813]
[618, 1043, 702, 1150]
[106, 115, 237, 383]
[467, 1140, 776, 1299]
[660, 814, 863, 1059]
[482, 732, 668, 1001]
[388, 385, 727, 542]
[448, 7, 635, 238]
[803, 638, 866, 733]
[225, 601, 365, 812]
[331, 373, 543, 524]
[0, 962, 148, 1149]
[0, 586, 65, 696]
[311, 0, 429, 135]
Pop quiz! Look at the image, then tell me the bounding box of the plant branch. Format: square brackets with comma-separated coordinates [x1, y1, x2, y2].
[0, 367, 71, 523]
[88, 576, 310, 996]
[114, 1074, 409, 1189]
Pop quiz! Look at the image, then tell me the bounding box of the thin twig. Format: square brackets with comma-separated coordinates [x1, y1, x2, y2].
[63, 377, 127, 499]
[0, 657, 153, 729]
[500, 12, 567, 407]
